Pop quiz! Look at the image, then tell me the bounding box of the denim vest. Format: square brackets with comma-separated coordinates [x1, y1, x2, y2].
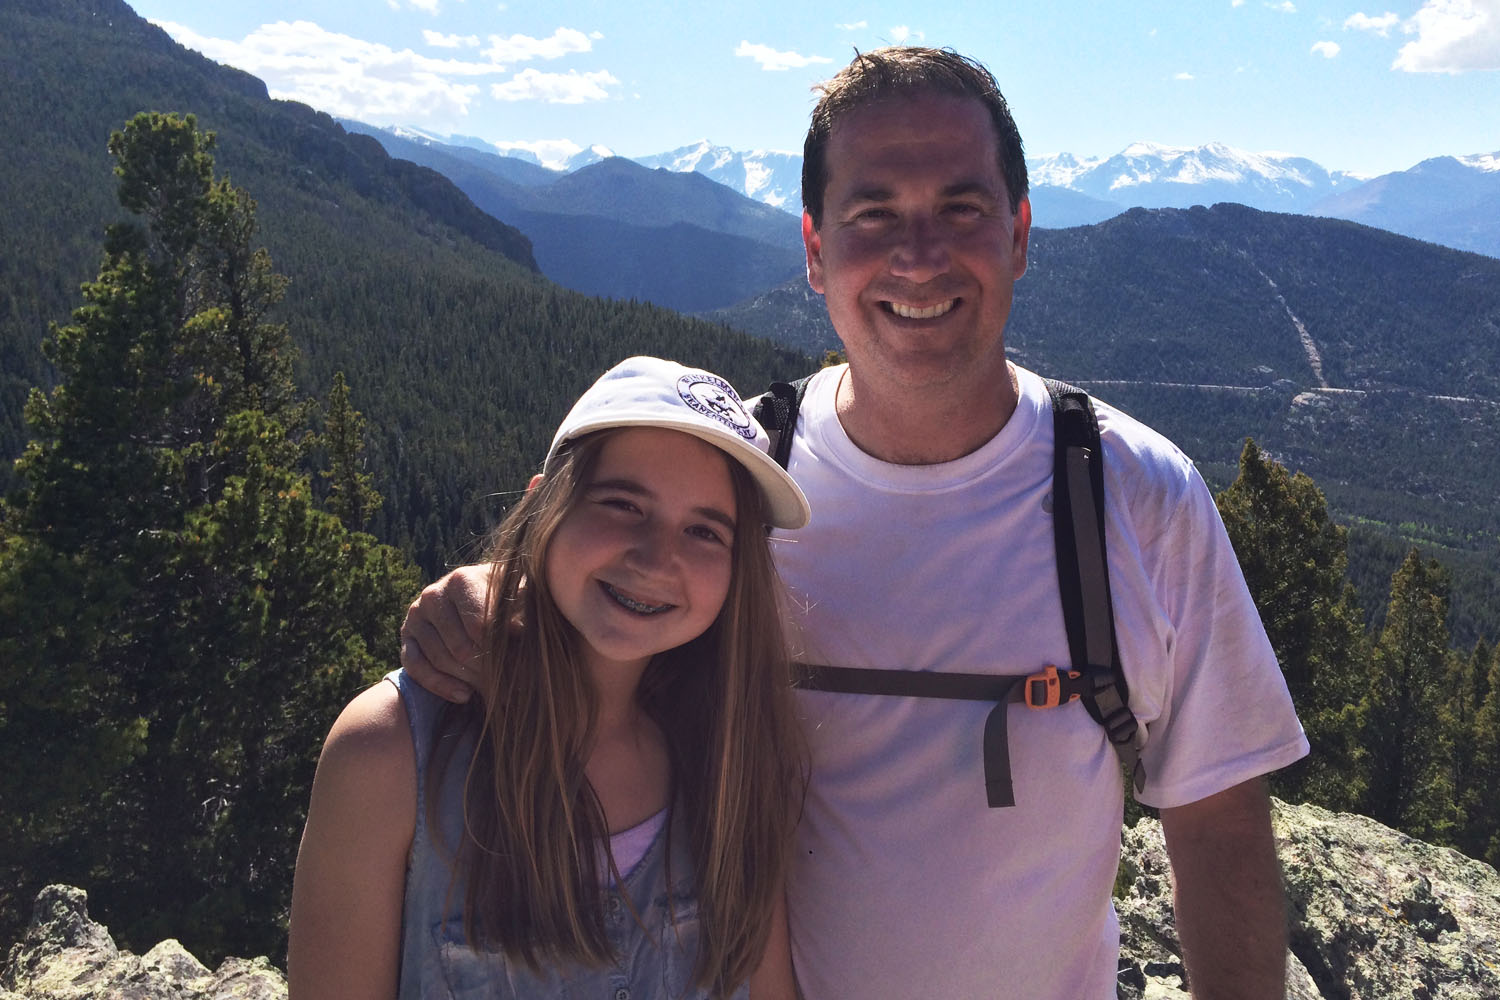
[389, 670, 747, 1000]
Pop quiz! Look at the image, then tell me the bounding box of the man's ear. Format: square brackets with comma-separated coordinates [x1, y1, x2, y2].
[803, 211, 825, 295]
[527, 473, 545, 492]
[1011, 196, 1033, 281]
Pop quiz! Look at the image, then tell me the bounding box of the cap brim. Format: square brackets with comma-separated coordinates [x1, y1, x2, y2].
[548, 412, 810, 530]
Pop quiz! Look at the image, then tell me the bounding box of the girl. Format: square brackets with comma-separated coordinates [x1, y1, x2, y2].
[288, 357, 810, 999]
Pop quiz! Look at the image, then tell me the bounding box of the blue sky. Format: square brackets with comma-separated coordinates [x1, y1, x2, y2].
[131, 0, 1498, 177]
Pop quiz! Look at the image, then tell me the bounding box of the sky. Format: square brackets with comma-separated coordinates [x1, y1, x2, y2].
[129, 0, 1500, 178]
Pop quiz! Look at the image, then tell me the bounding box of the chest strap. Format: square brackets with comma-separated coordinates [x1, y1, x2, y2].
[760, 374, 1147, 808]
[793, 662, 1118, 808]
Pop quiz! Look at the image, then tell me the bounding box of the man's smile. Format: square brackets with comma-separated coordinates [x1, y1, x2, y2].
[884, 298, 958, 320]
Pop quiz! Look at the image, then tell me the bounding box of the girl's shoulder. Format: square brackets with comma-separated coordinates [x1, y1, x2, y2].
[316, 679, 418, 822]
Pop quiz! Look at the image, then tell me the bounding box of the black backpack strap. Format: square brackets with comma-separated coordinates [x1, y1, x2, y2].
[794, 663, 1031, 808]
[781, 374, 1148, 807]
[1043, 378, 1146, 794]
[752, 376, 813, 471]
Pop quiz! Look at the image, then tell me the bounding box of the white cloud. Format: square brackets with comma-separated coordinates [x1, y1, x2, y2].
[1311, 40, 1342, 56]
[590, 31, 604, 40]
[1174, 71, 1195, 79]
[150, 19, 500, 123]
[482, 28, 594, 64]
[1344, 11, 1400, 35]
[424, 30, 479, 48]
[734, 41, 833, 71]
[837, 20, 868, 30]
[492, 138, 582, 169]
[1395, 0, 1500, 72]
[401, 0, 442, 12]
[491, 67, 619, 102]
[1269, 1, 1297, 11]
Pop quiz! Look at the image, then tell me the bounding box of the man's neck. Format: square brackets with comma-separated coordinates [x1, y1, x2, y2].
[834, 362, 1020, 465]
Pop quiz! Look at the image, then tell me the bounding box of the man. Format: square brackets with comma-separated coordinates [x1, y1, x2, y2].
[402, 47, 1307, 999]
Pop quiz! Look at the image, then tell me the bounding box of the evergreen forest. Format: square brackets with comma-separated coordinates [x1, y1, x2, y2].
[2, 0, 1498, 974]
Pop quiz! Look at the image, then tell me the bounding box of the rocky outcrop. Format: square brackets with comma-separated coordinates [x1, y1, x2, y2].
[1116, 799, 1500, 999]
[0, 886, 284, 1000]
[5, 800, 1498, 999]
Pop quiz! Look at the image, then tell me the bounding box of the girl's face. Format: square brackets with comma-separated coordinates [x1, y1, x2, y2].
[545, 427, 737, 678]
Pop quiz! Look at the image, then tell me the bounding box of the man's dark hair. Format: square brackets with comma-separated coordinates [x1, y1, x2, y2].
[801, 46, 1028, 227]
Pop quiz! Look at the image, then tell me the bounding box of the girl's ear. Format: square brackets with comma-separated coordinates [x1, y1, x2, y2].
[527, 473, 545, 492]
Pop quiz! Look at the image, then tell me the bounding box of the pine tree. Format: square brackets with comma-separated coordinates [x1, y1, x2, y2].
[0, 112, 418, 960]
[1444, 638, 1489, 855]
[1216, 439, 1368, 809]
[1461, 641, 1500, 864]
[1359, 550, 1457, 841]
[321, 371, 381, 532]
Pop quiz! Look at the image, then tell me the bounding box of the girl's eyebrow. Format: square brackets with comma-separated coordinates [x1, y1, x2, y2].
[586, 479, 737, 531]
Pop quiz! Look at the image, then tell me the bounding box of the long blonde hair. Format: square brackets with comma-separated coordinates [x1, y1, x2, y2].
[432, 429, 805, 996]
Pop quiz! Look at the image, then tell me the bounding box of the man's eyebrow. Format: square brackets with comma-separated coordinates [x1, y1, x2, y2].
[586, 478, 737, 530]
[843, 185, 894, 205]
[941, 180, 1001, 199]
[838, 179, 1001, 208]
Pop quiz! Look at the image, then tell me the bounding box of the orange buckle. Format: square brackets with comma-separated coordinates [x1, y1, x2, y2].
[1024, 665, 1082, 710]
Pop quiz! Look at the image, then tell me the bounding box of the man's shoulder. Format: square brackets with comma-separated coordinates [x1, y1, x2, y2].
[1017, 369, 1203, 526]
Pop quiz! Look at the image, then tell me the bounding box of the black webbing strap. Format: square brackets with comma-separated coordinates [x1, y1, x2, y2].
[753, 377, 813, 470]
[792, 663, 1030, 808]
[1043, 379, 1146, 793]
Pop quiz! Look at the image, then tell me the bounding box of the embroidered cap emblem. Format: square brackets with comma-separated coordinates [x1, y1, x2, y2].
[678, 373, 755, 440]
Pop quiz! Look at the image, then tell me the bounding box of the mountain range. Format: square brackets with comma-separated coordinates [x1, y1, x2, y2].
[3, 0, 1498, 641]
[343, 123, 804, 313]
[386, 127, 1500, 259]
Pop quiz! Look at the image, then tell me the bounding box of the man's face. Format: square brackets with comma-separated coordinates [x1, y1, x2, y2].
[803, 92, 1031, 396]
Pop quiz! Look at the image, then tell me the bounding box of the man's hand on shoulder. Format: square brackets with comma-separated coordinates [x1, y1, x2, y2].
[399, 563, 492, 703]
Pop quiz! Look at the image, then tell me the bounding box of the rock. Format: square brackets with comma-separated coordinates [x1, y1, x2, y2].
[0, 887, 285, 1000]
[7, 798, 1500, 1000]
[1115, 799, 1500, 999]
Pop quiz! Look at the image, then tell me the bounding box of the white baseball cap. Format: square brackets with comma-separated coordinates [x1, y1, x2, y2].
[545, 356, 811, 530]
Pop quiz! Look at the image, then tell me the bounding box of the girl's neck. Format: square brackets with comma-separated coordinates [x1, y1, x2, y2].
[586, 710, 671, 834]
[585, 658, 671, 833]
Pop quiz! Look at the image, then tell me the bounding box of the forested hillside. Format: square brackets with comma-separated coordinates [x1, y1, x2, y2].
[0, 0, 812, 576]
[713, 209, 1500, 644]
[2, 111, 423, 965]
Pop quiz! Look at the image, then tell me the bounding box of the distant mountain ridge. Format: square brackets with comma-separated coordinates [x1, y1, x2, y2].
[381, 125, 1500, 257]
[1309, 152, 1500, 258]
[1029, 141, 1364, 213]
[341, 121, 803, 312]
[633, 141, 803, 211]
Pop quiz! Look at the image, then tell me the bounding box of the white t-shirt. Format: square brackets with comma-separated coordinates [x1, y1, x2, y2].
[767, 365, 1308, 1000]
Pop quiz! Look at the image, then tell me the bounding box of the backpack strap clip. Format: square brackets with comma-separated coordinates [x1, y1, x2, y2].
[1022, 664, 1083, 709]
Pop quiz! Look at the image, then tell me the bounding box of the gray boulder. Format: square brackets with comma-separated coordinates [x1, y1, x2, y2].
[1116, 799, 1500, 999]
[0, 886, 285, 1000]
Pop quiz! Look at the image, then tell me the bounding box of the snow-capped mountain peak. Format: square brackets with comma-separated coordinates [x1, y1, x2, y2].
[1459, 151, 1500, 173]
[633, 141, 802, 209]
[1033, 140, 1362, 209]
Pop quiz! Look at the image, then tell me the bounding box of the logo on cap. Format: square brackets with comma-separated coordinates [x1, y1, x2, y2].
[678, 373, 755, 440]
